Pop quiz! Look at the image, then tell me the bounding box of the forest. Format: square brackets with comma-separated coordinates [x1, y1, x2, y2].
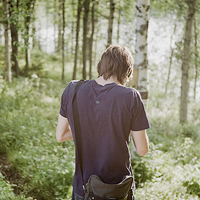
[0, 0, 200, 199]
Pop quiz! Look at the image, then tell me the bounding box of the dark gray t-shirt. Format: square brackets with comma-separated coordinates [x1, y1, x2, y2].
[60, 79, 150, 197]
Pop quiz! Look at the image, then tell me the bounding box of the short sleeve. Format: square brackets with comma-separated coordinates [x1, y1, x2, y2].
[130, 91, 150, 131]
[59, 86, 69, 118]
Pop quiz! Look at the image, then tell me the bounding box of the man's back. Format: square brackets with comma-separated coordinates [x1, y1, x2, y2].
[60, 79, 149, 197]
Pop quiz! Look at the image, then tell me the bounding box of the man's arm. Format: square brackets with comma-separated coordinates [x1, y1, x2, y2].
[131, 130, 149, 156]
[56, 114, 73, 143]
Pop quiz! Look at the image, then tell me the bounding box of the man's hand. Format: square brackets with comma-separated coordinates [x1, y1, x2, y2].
[56, 114, 73, 142]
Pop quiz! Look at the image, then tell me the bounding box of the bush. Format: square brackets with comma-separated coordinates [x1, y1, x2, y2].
[0, 172, 32, 200]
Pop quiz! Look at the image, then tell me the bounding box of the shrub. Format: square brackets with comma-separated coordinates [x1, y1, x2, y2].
[0, 172, 32, 200]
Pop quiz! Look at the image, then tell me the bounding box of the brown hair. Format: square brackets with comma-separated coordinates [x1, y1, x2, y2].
[97, 45, 133, 85]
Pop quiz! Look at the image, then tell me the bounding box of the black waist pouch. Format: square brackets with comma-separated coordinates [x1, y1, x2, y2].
[84, 175, 133, 200]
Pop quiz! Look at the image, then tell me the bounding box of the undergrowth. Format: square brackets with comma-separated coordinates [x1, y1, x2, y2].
[0, 172, 32, 200]
[0, 77, 74, 200]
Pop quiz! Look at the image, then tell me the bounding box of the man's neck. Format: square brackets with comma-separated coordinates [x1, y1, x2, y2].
[95, 76, 119, 86]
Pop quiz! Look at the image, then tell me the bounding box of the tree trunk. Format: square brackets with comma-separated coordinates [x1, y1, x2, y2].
[193, 14, 198, 100]
[61, 0, 65, 81]
[117, 8, 121, 44]
[3, 0, 11, 82]
[0, 25, 4, 45]
[24, 15, 31, 75]
[82, 0, 90, 79]
[24, 0, 36, 75]
[32, 22, 36, 49]
[89, 0, 95, 79]
[9, 0, 19, 78]
[131, 0, 150, 107]
[57, 0, 62, 53]
[71, 0, 75, 57]
[180, 0, 196, 124]
[54, 0, 58, 51]
[107, 0, 115, 47]
[72, 0, 82, 80]
[165, 24, 177, 94]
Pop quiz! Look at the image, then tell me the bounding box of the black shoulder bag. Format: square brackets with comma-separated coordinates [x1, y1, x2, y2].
[72, 80, 133, 200]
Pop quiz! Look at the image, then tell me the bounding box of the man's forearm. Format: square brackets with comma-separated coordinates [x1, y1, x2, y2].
[57, 130, 73, 143]
[56, 115, 73, 142]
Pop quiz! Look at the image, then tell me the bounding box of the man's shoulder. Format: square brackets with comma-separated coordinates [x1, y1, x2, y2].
[64, 79, 92, 93]
[115, 84, 139, 95]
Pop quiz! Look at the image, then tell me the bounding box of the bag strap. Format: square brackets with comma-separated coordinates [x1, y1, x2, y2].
[72, 80, 85, 188]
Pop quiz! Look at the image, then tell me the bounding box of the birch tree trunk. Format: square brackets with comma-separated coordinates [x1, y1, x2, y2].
[3, 0, 11, 82]
[107, 0, 115, 47]
[131, 0, 150, 107]
[193, 14, 198, 100]
[72, 0, 82, 80]
[129, 0, 150, 159]
[180, 0, 196, 124]
[53, 0, 57, 50]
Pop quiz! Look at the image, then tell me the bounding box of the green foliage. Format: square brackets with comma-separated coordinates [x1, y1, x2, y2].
[0, 172, 32, 200]
[150, 0, 188, 18]
[131, 144, 156, 188]
[183, 180, 200, 197]
[0, 77, 74, 200]
[20, 49, 47, 77]
[134, 139, 200, 200]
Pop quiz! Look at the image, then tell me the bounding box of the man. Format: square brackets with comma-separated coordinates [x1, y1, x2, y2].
[56, 45, 150, 200]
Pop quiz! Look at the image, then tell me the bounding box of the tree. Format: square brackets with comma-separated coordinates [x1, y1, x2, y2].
[3, 0, 11, 82]
[165, 23, 177, 94]
[53, 0, 58, 51]
[71, 0, 76, 57]
[89, 0, 96, 79]
[9, 0, 19, 77]
[180, 0, 196, 124]
[82, 0, 90, 79]
[193, 13, 199, 100]
[57, 0, 62, 53]
[116, 6, 121, 44]
[61, 0, 65, 81]
[131, 0, 150, 107]
[23, 0, 36, 75]
[72, 0, 83, 80]
[107, 0, 115, 47]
